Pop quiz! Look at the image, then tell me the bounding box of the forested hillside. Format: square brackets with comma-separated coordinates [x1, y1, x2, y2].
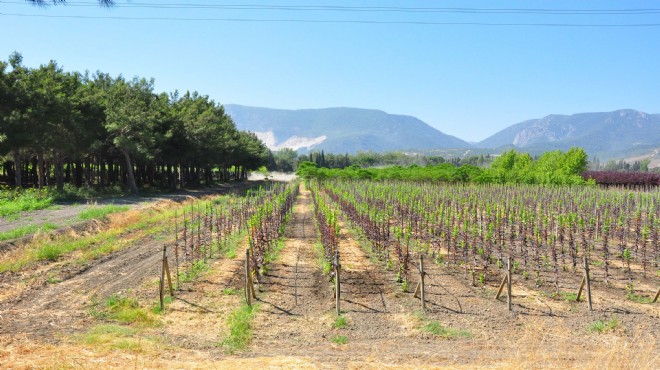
[225, 104, 471, 153]
[0, 53, 270, 193]
[477, 109, 660, 160]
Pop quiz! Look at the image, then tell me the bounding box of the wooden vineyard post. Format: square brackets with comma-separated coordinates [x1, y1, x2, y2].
[413, 254, 426, 313]
[576, 256, 593, 311]
[174, 210, 180, 289]
[495, 257, 513, 312]
[335, 251, 341, 316]
[159, 245, 175, 310]
[507, 257, 512, 312]
[245, 248, 256, 306]
[653, 287, 659, 303]
[420, 254, 426, 313]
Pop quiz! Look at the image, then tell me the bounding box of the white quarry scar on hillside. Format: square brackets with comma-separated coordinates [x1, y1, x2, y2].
[254, 131, 327, 151]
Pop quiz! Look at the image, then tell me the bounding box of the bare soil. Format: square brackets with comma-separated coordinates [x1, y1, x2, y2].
[0, 183, 657, 369]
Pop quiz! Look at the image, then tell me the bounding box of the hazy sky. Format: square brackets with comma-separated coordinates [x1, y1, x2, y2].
[2, 0, 659, 142]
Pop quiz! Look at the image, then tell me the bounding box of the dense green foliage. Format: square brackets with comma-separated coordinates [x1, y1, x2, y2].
[270, 149, 490, 172]
[0, 52, 270, 193]
[298, 148, 590, 185]
[0, 188, 54, 217]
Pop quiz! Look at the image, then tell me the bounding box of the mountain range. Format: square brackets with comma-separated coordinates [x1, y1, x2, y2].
[224, 105, 469, 153]
[225, 104, 660, 162]
[476, 109, 660, 160]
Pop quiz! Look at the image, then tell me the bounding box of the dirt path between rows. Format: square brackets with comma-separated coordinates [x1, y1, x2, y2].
[245, 186, 334, 356]
[239, 186, 480, 367]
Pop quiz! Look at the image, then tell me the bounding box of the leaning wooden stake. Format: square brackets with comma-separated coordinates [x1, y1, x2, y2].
[576, 256, 593, 311]
[495, 274, 507, 300]
[576, 276, 586, 302]
[495, 257, 513, 311]
[335, 251, 341, 316]
[160, 246, 174, 310]
[653, 287, 659, 303]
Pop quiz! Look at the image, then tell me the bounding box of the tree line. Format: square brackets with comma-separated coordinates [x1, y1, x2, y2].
[590, 157, 658, 173]
[270, 148, 493, 172]
[297, 148, 591, 185]
[0, 52, 270, 193]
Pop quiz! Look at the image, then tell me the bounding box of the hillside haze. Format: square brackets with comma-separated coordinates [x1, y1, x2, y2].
[224, 105, 471, 153]
[478, 109, 660, 160]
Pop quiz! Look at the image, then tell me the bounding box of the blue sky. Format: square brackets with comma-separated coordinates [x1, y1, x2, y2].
[1, 0, 659, 142]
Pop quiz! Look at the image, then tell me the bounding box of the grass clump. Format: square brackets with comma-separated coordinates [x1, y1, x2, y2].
[78, 204, 130, 220]
[0, 188, 53, 217]
[220, 303, 258, 354]
[589, 317, 620, 333]
[79, 324, 161, 352]
[151, 296, 175, 314]
[0, 223, 57, 241]
[413, 311, 471, 340]
[81, 324, 140, 350]
[332, 315, 348, 329]
[627, 292, 654, 304]
[90, 294, 159, 327]
[36, 231, 120, 262]
[552, 291, 578, 302]
[331, 335, 348, 345]
[422, 321, 472, 339]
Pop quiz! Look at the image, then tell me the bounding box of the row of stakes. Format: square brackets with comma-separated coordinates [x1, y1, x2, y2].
[245, 250, 660, 316]
[242, 248, 343, 313]
[493, 255, 660, 311]
[159, 246, 659, 312]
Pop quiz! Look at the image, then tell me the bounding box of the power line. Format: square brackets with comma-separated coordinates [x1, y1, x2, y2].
[5, 1, 660, 15]
[2, 11, 660, 26]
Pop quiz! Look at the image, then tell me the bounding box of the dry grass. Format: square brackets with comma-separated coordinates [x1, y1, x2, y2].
[106, 208, 143, 229]
[492, 320, 658, 369]
[1, 284, 657, 370]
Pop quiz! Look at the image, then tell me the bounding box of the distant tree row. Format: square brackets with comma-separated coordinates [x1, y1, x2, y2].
[270, 149, 492, 172]
[298, 148, 590, 185]
[590, 157, 657, 173]
[0, 52, 270, 193]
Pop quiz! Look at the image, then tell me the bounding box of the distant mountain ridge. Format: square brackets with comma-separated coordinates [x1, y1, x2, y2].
[226, 105, 660, 161]
[477, 109, 660, 159]
[225, 104, 470, 153]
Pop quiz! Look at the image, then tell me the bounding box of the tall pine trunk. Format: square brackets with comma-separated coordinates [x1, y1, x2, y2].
[37, 151, 45, 189]
[122, 150, 138, 194]
[54, 151, 64, 192]
[13, 149, 22, 188]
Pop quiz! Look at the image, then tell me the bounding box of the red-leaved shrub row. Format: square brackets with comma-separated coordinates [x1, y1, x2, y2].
[583, 171, 660, 187]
